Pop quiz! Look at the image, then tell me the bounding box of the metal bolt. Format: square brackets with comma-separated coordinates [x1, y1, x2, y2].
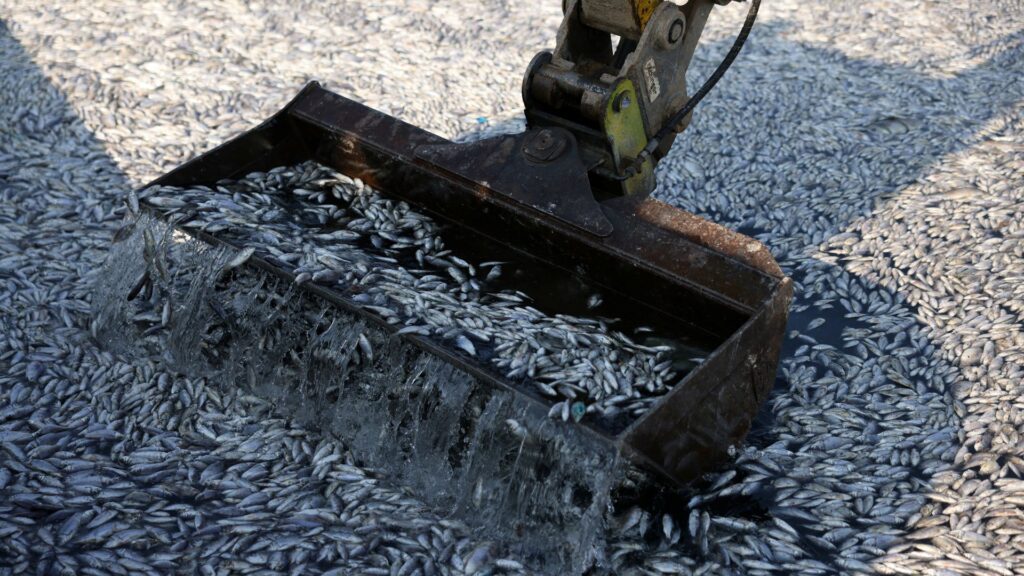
[668, 19, 685, 44]
[613, 91, 632, 113]
[535, 130, 556, 150]
[523, 128, 568, 162]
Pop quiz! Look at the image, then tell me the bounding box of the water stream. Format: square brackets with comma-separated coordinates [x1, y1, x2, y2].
[92, 214, 626, 572]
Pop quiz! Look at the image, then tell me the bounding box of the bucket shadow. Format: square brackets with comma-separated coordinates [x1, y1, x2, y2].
[0, 20, 140, 573]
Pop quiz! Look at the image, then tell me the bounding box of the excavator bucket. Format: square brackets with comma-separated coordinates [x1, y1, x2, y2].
[93, 82, 791, 571]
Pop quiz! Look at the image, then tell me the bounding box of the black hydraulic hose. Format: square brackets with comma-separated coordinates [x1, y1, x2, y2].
[610, 0, 761, 181]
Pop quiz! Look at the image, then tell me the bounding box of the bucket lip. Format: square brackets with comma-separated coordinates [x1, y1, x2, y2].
[633, 198, 784, 279]
[136, 81, 793, 485]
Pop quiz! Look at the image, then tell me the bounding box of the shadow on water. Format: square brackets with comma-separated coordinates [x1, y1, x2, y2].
[671, 22, 1024, 233]
[0, 20, 132, 334]
[0, 20, 137, 573]
[695, 23, 1024, 444]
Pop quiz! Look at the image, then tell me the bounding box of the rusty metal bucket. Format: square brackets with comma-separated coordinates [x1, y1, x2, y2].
[144, 81, 791, 485]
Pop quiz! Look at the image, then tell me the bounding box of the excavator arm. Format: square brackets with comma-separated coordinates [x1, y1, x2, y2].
[524, 0, 743, 197]
[416, 0, 757, 233]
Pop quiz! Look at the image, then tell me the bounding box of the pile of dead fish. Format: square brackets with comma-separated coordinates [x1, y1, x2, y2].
[137, 161, 689, 426]
[0, 357, 525, 575]
[5, 0, 1024, 574]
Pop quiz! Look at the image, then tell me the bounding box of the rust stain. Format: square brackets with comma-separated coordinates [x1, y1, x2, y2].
[635, 199, 783, 277]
